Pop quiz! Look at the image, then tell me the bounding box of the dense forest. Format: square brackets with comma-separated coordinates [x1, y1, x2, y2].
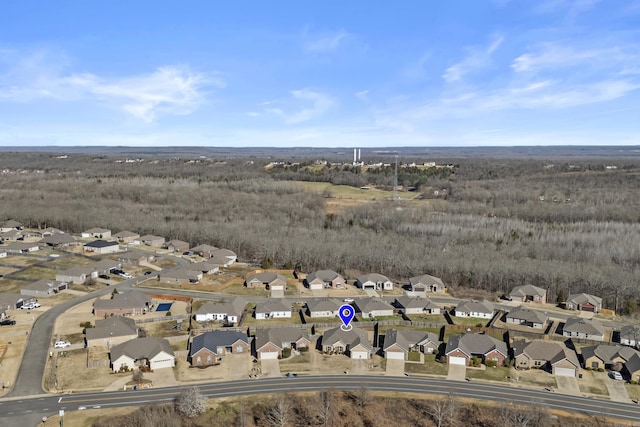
[89, 389, 615, 427]
[1, 151, 640, 314]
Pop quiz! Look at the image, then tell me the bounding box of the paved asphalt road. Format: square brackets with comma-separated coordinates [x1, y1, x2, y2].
[1, 375, 640, 426]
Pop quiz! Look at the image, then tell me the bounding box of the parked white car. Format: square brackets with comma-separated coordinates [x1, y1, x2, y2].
[611, 371, 623, 380]
[20, 303, 34, 310]
[54, 341, 71, 349]
[31, 302, 41, 308]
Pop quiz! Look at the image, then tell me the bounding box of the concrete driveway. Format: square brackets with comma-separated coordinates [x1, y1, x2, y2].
[601, 372, 631, 402]
[365, 289, 379, 297]
[447, 364, 466, 381]
[385, 359, 405, 376]
[260, 359, 281, 377]
[351, 359, 369, 374]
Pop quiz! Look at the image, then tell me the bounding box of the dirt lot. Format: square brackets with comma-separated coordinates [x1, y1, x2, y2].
[0, 255, 41, 267]
[46, 256, 95, 269]
[13, 265, 58, 280]
[46, 348, 129, 392]
[0, 331, 28, 397]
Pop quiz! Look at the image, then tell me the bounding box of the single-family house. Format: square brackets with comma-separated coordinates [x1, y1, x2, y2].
[619, 325, 640, 347]
[84, 240, 120, 255]
[356, 273, 393, 291]
[5, 242, 39, 253]
[245, 271, 287, 290]
[509, 284, 547, 304]
[304, 270, 346, 290]
[0, 229, 22, 242]
[0, 220, 23, 232]
[39, 233, 76, 248]
[354, 297, 395, 318]
[93, 291, 152, 318]
[505, 306, 548, 329]
[20, 279, 68, 298]
[408, 274, 446, 293]
[194, 297, 246, 324]
[165, 239, 190, 253]
[90, 259, 122, 275]
[394, 296, 441, 315]
[109, 337, 175, 372]
[512, 339, 580, 377]
[209, 248, 237, 267]
[86, 316, 139, 348]
[56, 266, 98, 284]
[158, 267, 202, 284]
[0, 249, 6, 258]
[255, 300, 292, 319]
[453, 300, 494, 319]
[566, 293, 603, 313]
[624, 353, 640, 382]
[186, 261, 220, 275]
[113, 230, 140, 244]
[118, 250, 152, 266]
[0, 292, 33, 310]
[190, 244, 219, 258]
[35, 227, 64, 238]
[581, 344, 640, 372]
[305, 298, 342, 318]
[563, 317, 605, 341]
[383, 329, 441, 359]
[254, 327, 311, 360]
[140, 234, 165, 247]
[445, 333, 508, 366]
[321, 327, 373, 359]
[82, 228, 112, 239]
[189, 330, 250, 367]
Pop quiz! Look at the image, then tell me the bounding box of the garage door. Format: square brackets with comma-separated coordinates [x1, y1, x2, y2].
[553, 367, 575, 377]
[151, 358, 175, 370]
[386, 351, 405, 360]
[449, 356, 467, 366]
[260, 351, 279, 360]
[351, 351, 369, 359]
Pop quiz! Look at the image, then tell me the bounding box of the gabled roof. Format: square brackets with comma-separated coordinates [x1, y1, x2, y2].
[140, 234, 165, 241]
[306, 270, 343, 283]
[512, 339, 577, 367]
[5, 242, 39, 251]
[246, 271, 286, 284]
[306, 298, 341, 313]
[409, 274, 444, 287]
[625, 353, 640, 374]
[160, 267, 201, 281]
[510, 284, 546, 297]
[110, 337, 174, 361]
[322, 326, 372, 352]
[190, 330, 249, 356]
[445, 333, 508, 358]
[255, 300, 291, 314]
[211, 248, 236, 259]
[581, 344, 640, 364]
[58, 266, 94, 277]
[255, 327, 310, 351]
[191, 244, 218, 253]
[85, 240, 118, 249]
[118, 250, 149, 260]
[383, 328, 441, 352]
[1, 220, 22, 229]
[506, 306, 548, 324]
[620, 325, 640, 340]
[354, 297, 394, 313]
[357, 273, 391, 283]
[86, 316, 138, 341]
[114, 230, 140, 239]
[94, 291, 151, 310]
[395, 296, 439, 311]
[39, 233, 76, 245]
[564, 317, 604, 335]
[195, 298, 245, 318]
[0, 292, 26, 308]
[455, 300, 494, 314]
[84, 228, 110, 234]
[550, 346, 581, 368]
[91, 259, 120, 271]
[21, 279, 67, 292]
[567, 293, 602, 306]
[166, 239, 189, 248]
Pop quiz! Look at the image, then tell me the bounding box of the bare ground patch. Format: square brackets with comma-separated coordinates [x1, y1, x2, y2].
[47, 348, 126, 392]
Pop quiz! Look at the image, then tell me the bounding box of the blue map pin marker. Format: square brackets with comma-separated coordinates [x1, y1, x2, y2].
[338, 304, 355, 331]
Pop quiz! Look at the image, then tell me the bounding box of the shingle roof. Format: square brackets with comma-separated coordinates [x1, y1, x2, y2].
[306, 298, 341, 313]
[383, 328, 441, 352]
[567, 293, 602, 307]
[581, 344, 640, 364]
[357, 273, 391, 284]
[506, 306, 548, 324]
[110, 337, 174, 361]
[395, 296, 439, 310]
[86, 316, 138, 341]
[255, 327, 310, 351]
[255, 300, 291, 314]
[307, 270, 343, 283]
[39, 233, 76, 245]
[85, 240, 119, 249]
[510, 284, 546, 297]
[195, 298, 245, 318]
[564, 317, 604, 335]
[455, 300, 494, 314]
[94, 291, 151, 310]
[409, 274, 444, 287]
[354, 297, 394, 313]
[114, 230, 140, 239]
[322, 327, 372, 352]
[190, 330, 249, 356]
[512, 340, 577, 367]
[84, 228, 110, 234]
[21, 279, 66, 292]
[445, 333, 508, 358]
[620, 325, 640, 340]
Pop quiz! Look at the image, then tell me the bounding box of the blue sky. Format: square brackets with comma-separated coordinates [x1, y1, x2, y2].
[1, 0, 639, 147]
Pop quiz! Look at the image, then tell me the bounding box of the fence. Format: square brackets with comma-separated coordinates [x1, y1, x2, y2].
[87, 359, 109, 368]
[136, 314, 189, 323]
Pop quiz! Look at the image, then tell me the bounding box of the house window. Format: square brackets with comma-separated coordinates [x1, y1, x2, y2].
[591, 362, 599, 369]
[534, 360, 542, 367]
[492, 357, 499, 362]
[207, 355, 212, 364]
[196, 356, 201, 364]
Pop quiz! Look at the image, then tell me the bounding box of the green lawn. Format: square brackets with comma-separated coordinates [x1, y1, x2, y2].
[404, 356, 448, 376]
[408, 314, 448, 324]
[451, 317, 490, 327]
[466, 366, 512, 381]
[407, 351, 421, 362]
[578, 371, 609, 396]
[242, 314, 303, 327]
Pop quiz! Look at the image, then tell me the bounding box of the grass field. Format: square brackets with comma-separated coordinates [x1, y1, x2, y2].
[404, 356, 449, 376]
[47, 256, 94, 269]
[13, 266, 58, 280]
[224, 282, 269, 297]
[242, 314, 303, 327]
[578, 371, 609, 395]
[299, 181, 416, 201]
[466, 366, 512, 381]
[0, 255, 41, 267]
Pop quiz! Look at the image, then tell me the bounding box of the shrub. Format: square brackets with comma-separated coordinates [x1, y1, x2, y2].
[166, 311, 172, 316]
[598, 368, 605, 372]
[282, 347, 292, 358]
[485, 360, 497, 368]
[299, 346, 309, 352]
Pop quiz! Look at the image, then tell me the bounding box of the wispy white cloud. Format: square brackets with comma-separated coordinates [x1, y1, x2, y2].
[510, 43, 635, 73]
[442, 35, 504, 82]
[355, 90, 369, 102]
[265, 88, 334, 124]
[303, 29, 349, 53]
[0, 49, 220, 122]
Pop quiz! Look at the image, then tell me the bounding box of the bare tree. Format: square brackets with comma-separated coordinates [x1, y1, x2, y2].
[266, 394, 294, 427]
[317, 389, 337, 427]
[175, 386, 206, 418]
[131, 369, 144, 383]
[423, 393, 458, 427]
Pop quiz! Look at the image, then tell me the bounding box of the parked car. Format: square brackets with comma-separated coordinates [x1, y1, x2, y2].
[183, 251, 193, 256]
[120, 272, 133, 279]
[20, 303, 34, 310]
[54, 341, 71, 349]
[343, 298, 355, 303]
[611, 371, 624, 380]
[98, 274, 110, 280]
[31, 302, 41, 308]
[0, 319, 16, 326]
[144, 271, 152, 276]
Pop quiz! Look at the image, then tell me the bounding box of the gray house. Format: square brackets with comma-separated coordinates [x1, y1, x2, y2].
[505, 306, 548, 329]
[20, 279, 68, 298]
[563, 317, 605, 341]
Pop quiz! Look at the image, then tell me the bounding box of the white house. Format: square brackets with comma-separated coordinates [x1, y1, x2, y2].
[109, 337, 175, 372]
[82, 228, 112, 239]
[453, 300, 494, 319]
[194, 298, 245, 324]
[255, 300, 292, 320]
[356, 273, 393, 291]
[305, 299, 341, 318]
